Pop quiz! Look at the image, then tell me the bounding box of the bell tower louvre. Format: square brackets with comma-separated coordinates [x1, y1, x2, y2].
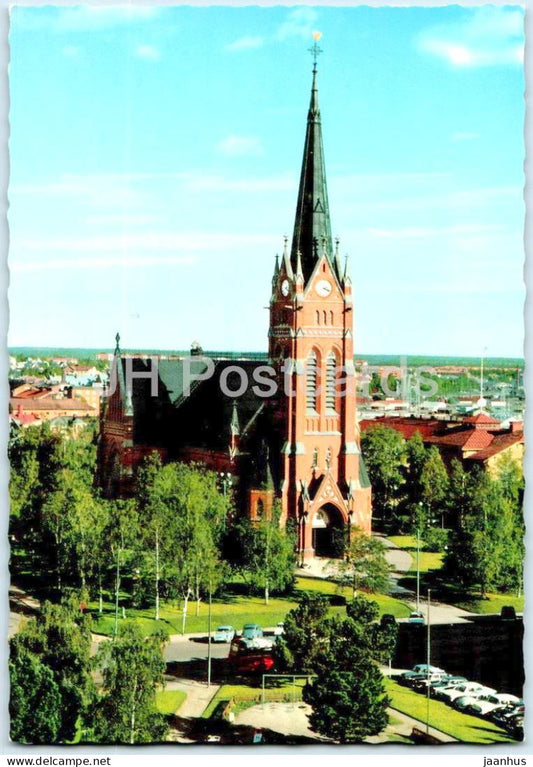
[269, 44, 372, 559]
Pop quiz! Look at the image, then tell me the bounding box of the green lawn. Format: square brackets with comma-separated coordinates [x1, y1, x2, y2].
[155, 689, 187, 715]
[90, 577, 411, 637]
[385, 679, 515, 744]
[454, 592, 524, 615]
[387, 536, 443, 574]
[202, 679, 308, 719]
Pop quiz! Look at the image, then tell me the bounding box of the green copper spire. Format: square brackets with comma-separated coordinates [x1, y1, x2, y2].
[291, 45, 336, 282]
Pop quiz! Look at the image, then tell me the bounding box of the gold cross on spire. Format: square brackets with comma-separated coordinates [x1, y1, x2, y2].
[309, 31, 323, 72]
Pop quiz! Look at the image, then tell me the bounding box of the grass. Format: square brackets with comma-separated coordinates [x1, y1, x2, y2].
[388, 536, 443, 574]
[155, 689, 187, 716]
[90, 577, 411, 637]
[202, 679, 308, 719]
[384, 679, 515, 744]
[454, 592, 524, 615]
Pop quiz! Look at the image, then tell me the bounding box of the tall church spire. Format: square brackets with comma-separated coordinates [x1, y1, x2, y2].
[291, 42, 335, 283]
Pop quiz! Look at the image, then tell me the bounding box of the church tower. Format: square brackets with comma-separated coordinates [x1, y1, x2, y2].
[269, 47, 371, 559]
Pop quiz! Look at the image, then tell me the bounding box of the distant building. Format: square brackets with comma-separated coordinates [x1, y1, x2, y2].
[360, 413, 523, 475]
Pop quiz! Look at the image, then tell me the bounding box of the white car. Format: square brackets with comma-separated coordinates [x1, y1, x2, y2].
[412, 664, 446, 675]
[453, 695, 481, 711]
[273, 622, 285, 636]
[436, 683, 496, 704]
[468, 694, 522, 718]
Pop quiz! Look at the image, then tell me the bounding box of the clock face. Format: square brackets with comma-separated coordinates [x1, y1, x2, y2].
[281, 279, 290, 297]
[315, 279, 332, 297]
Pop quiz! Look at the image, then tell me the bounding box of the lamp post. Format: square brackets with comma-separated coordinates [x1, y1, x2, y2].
[219, 471, 232, 530]
[416, 527, 421, 612]
[299, 510, 308, 568]
[426, 588, 431, 736]
[207, 578, 213, 688]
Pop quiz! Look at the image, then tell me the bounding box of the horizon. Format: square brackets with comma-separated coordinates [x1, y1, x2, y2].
[8, 5, 525, 357]
[9, 344, 525, 366]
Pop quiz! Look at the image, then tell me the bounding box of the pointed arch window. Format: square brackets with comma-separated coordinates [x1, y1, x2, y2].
[256, 499, 264, 519]
[330, 310, 334, 325]
[326, 351, 337, 412]
[316, 310, 320, 325]
[323, 310, 327, 325]
[306, 350, 318, 412]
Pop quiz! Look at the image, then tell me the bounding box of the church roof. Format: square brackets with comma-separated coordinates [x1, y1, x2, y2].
[120, 356, 265, 453]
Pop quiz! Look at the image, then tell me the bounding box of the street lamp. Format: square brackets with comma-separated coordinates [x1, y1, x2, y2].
[426, 588, 431, 736]
[219, 471, 233, 530]
[416, 527, 421, 612]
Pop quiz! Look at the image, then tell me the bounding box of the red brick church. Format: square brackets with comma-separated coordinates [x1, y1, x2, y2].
[100, 57, 372, 559]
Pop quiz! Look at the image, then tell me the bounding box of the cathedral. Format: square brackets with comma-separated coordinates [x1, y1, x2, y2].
[100, 56, 372, 560]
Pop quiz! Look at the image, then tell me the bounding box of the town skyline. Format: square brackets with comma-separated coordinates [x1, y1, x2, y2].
[8, 4, 525, 357]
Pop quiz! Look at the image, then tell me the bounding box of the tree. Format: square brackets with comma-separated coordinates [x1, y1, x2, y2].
[235, 506, 295, 604]
[360, 426, 406, 530]
[418, 446, 449, 529]
[444, 469, 524, 595]
[137, 453, 175, 620]
[9, 645, 62, 744]
[105, 499, 139, 637]
[331, 528, 390, 598]
[273, 593, 329, 673]
[92, 622, 168, 744]
[303, 598, 391, 742]
[152, 462, 228, 631]
[304, 664, 388, 743]
[9, 598, 94, 744]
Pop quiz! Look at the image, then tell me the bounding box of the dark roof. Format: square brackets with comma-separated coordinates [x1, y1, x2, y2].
[122, 357, 265, 453]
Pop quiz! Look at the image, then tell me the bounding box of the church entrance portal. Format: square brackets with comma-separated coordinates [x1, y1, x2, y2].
[311, 504, 345, 558]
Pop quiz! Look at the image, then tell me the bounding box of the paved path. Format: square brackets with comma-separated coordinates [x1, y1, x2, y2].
[164, 677, 220, 718]
[233, 701, 457, 744]
[234, 701, 323, 741]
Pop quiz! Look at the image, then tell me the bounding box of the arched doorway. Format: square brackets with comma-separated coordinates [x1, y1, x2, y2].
[311, 504, 346, 558]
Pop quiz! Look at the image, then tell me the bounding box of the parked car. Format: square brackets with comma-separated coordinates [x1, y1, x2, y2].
[491, 705, 525, 728]
[212, 625, 235, 643]
[228, 637, 275, 674]
[408, 611, 425, 624]
[454, 695, 481, 711]
[398, 672, 427, 687]
[429, 677, 468, 697]
[273, 622, 285, 637]
[242, 624, 263, 640]
[411, 673, 450, 692]
[436, 682, 495, 704]
[469, 693, 522, 718]
[412, 664, 446, 675]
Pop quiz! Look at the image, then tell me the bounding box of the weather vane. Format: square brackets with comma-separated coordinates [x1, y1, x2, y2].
[309, 31, 323, 71]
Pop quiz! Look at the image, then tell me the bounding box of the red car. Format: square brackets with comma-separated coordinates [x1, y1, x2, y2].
[229, 637, 275, 674]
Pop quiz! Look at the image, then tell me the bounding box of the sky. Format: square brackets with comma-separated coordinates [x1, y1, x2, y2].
[7, 3, 525, 357]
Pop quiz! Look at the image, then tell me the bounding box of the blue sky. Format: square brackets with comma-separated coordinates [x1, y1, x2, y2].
[8, 4, 525, 357]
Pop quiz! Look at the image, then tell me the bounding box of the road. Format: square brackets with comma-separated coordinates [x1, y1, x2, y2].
[164, 633, 232, 663]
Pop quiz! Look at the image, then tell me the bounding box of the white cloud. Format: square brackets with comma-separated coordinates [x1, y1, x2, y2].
[11, 255, 197, 273]
[225, 36, 264, 52]
[12, 231, 275, 255]
[450, 131, 480, 142]
[180, 172, 295, 193]
[54, 6, 159, 32]
[135, 44, 161, 62]
[217, 134, 264, 157]
[366, 224, 500, 240]
[417, 6, 524, 67]
[276, 8, 318, 41]
[62, 45, 80, 58]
